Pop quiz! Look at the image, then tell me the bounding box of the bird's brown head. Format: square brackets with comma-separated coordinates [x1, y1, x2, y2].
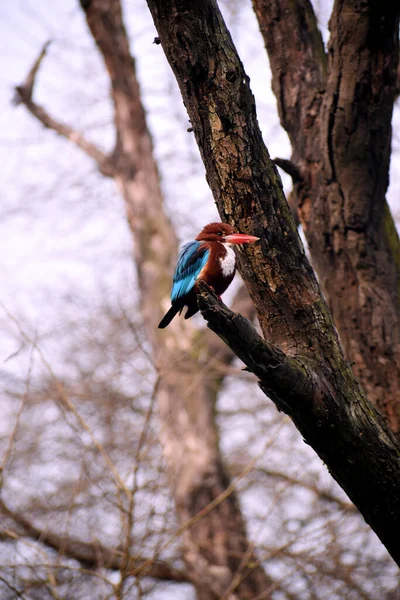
[196, 222, 259, 245]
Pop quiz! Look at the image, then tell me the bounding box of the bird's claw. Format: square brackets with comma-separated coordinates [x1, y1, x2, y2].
[209, 285, 221, 302]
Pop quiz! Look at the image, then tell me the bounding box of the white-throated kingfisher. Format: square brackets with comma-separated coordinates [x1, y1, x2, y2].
[158, 222, 259, 329]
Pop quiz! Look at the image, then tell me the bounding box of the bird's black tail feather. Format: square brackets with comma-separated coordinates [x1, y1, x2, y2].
[158, 304, 181, 329]
[184, 303, 199, 320]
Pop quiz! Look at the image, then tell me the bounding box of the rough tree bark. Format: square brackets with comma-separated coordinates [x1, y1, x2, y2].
[252, 0, 400, 433]
[15, 1, 272, 598]
[145, 0, 400, 566]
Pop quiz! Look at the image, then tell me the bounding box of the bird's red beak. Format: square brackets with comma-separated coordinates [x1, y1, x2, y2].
[224, 233, 260, 245]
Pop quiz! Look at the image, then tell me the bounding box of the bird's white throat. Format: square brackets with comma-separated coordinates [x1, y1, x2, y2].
[219, 244, 236, 277]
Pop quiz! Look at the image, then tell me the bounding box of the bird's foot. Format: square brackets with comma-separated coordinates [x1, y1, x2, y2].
[206, 284, 221, 301]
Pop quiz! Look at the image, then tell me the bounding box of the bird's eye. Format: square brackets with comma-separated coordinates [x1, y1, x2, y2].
[217, 231, 222, 236]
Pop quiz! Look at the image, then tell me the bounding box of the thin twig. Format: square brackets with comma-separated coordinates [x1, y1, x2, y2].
[14, 42, 115, 177]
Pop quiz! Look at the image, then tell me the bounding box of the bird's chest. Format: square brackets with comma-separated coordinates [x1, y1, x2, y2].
[199, 244, 236, 295]
[219, 245, 236, 277]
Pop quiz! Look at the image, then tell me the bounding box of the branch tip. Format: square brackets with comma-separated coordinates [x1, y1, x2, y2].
[273, 157, 303, 184]
[14, 40, 52, 105]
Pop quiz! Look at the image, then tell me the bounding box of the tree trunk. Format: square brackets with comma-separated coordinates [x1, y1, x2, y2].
[146, 0, 400, 566]
[252, 0, 400, 434]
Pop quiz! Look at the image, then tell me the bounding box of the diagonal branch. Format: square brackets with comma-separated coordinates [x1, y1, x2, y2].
[201, 283, 258, 379]
[197, 283, 329, 412]
[273, 158, 302, 184]
[273, 158, 303, 226]
[14, 40, 52, 101]
[0, 499, 188, 583]
[247, 468, 356, 513]
[14, 42, 115, 177]
[197, 282, 400, 566]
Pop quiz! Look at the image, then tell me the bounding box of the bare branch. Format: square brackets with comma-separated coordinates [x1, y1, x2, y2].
[246, 467, 355, 513]
[273, 158, 302, 184]
[14, 42, 115, 177]
[14, 40, 51, 103]
[201, 283, 258, 376]
[273, 158, 304, 226]
[0, 499, 188, 583]
[197, 282, 319, 408]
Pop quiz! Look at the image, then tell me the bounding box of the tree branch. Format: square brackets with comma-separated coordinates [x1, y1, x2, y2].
[14, 40, 51, 102]
[201, 283, 258, 380]
[273, 158, 303, 226]
[273, 158, 302, 184]
[247, 467, 356, 513]
[0, 499, 188, 583]
[197, 282, 400, 566]
[15, 42, 115, 177]
[197, 282, 330, 413]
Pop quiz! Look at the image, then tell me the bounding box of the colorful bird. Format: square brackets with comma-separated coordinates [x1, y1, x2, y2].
[158, 222, 259, 329]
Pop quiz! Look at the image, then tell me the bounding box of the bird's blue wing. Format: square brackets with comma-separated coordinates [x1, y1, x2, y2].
[171, 241, 210, 303]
